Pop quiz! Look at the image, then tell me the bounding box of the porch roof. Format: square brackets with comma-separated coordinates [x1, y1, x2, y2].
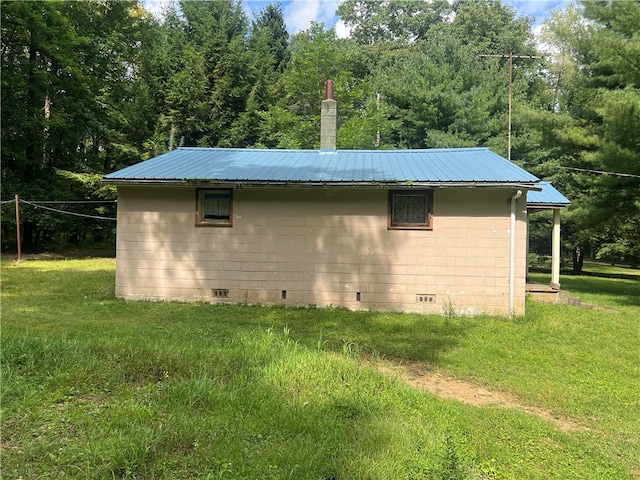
[527, 182, 571, 208]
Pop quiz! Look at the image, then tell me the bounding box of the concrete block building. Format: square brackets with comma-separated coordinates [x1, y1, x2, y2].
[104, 83, 569, 316]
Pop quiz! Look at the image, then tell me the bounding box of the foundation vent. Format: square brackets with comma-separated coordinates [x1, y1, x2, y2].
[417, 294, 436, 304]
[212, 289, 229, 298]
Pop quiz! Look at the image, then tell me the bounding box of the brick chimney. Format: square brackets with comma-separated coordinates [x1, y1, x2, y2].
[320, 80, 337, 151]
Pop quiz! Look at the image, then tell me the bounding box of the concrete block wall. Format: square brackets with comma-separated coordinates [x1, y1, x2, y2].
[114, 186, 528, 315]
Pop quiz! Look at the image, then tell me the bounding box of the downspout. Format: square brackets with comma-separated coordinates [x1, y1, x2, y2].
[509, 190, 523, 318]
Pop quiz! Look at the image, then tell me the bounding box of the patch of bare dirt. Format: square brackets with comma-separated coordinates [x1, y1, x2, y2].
[375, 359, 589, 433]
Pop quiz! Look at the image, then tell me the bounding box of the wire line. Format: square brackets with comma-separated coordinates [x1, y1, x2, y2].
[556, 166, 640, 179]
[19, 199, 117, 221]
[26, 200, 117, 204]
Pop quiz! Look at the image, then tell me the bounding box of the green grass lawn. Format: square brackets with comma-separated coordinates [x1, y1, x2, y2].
[1, 258, 639, 479]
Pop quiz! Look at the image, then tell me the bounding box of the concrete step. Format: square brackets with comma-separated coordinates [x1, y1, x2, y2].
[526, 285, 582, 306]
[558, 290, 582, 306]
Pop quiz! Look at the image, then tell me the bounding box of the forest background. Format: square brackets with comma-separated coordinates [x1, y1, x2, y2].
[1, 0, 638, 268]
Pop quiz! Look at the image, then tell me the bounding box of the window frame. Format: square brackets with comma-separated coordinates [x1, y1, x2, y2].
[195, 188, 233, 227]
[388, 189, 434, 230]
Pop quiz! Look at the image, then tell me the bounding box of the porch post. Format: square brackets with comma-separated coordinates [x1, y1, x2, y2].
[551, 208, 561, 289]
[526, 211, 530, 282]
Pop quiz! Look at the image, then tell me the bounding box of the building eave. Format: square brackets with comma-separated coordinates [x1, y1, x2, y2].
[102, 178, 541, 190]
[527, 203, 570, 210]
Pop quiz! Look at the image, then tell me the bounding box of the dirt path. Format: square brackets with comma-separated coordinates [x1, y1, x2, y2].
[375, 359, 588, 433]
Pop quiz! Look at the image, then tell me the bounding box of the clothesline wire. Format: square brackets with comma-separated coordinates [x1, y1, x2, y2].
[6, 198, 117, 221]
[25, 200, 116, 204]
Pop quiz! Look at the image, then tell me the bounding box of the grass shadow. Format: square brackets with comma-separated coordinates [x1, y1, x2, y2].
[563, 269, 639, 282]
[2, 259, 474, 367]
[237, 306, 474, 365]
[530, 266, 640, 282]
[562, 276, 639, 307]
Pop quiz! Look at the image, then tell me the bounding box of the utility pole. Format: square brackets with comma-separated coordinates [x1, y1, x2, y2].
[480, 53, 542, 161]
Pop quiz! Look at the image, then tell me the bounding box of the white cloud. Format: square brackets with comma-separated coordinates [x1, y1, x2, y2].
[284, 0, 321, 33]
[334, 19, 351, 39]
[283, 0, 342, 34]
[316, 0, 342, 20]
[142, 0, 166, 19]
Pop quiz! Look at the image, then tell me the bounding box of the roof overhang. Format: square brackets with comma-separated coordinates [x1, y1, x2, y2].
[527, 204, 569, 210]
[103, 178, 541, 191]
[526, 181, 571, 209]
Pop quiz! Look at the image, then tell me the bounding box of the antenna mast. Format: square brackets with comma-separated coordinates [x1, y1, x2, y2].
[480, 53, 542, 161]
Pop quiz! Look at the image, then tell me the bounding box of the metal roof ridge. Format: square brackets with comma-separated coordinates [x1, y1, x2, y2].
[173, 146, 493, 154]
[334, 147, 490, 153]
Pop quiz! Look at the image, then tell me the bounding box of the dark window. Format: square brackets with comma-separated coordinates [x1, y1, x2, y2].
[388, 190, 433, 229]
[196, 189, 232, 226]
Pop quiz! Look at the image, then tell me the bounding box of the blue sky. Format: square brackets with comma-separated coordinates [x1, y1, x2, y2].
[144, 0, 572, 37]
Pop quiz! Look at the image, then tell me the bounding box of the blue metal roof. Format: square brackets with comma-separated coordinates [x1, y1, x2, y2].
[527, 182, 571, 207]
[104, 147, 540, 186]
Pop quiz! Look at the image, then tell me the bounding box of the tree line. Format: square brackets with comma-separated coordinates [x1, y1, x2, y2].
[1, 0, 638, 267]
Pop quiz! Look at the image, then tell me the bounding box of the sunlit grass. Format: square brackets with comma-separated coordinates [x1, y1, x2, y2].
[1, 258, 639, 479]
